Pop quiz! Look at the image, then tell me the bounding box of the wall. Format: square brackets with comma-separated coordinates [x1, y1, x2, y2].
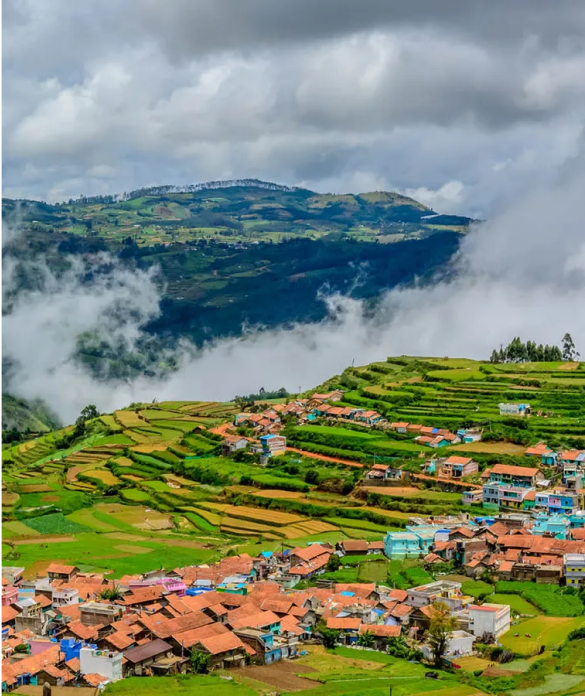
[80, 647, 123, 682]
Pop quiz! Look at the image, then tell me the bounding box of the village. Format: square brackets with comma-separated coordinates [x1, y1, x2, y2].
[3, 361, 585, 694]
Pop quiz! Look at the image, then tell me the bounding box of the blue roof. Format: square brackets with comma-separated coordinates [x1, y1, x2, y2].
[261, 551, 273, 558]
[260, 434, 278, 441]
[340, 591, 355, 597]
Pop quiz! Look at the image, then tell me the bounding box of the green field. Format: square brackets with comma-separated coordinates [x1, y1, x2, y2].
[499, 616, 585, 655]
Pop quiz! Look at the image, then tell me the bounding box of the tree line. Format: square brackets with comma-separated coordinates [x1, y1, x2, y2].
[490, 334, 579, 363]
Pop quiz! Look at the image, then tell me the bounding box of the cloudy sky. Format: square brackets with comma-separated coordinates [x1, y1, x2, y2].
[4, 0, 585, 216]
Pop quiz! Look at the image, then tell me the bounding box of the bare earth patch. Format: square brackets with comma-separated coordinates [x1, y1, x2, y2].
[232, 662, 316, 691]
[14, 535, 76, 545]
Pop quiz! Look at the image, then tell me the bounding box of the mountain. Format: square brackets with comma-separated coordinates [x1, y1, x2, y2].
[3, 181, 472, 377]
[1, 394, 61, 434]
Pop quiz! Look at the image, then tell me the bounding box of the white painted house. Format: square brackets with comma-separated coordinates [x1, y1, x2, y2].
[80, 646, 123, 682]
[468, 604, 510, 639]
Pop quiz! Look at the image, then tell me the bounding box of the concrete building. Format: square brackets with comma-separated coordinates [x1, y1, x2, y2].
[52, 588, 79, 609]
[79, 602, 123, 626]
[499, 403, 531, 416]
[80, 646, 123, 682]
[482, 483, 535, 509]
[421, 630, 475, 660]
[468, 604, 510, 639]
[564, 553, 585, 586]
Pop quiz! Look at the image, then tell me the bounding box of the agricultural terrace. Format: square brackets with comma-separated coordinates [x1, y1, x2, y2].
[3, 356, 585, 582]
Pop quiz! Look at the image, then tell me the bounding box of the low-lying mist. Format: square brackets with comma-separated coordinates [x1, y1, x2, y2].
[3, 171, 585, 425]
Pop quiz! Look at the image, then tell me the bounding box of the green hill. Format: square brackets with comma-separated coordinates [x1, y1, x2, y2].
[2, 393, 61, 434]
[3, 181, 473, 375]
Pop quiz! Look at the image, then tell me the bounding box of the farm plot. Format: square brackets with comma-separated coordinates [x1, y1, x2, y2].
[95, 503, 174, 530]
[199, 502, 304, 526]
[499, 615, 585, 655]
[83, 469, 119, 485]
[111, 456, 134, 467]
[115, 410, 147, 428]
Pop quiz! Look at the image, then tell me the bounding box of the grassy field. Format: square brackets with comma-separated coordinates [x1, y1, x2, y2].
[499, 616, 585, 655]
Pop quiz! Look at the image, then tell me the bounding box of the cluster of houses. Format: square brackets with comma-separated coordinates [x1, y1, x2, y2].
[2, 538, 520, 690]
[234, 390, 385, 436]
[389, 422, 483, 448]
[5, 508, 585, 688]
[384, 512, 585, 585]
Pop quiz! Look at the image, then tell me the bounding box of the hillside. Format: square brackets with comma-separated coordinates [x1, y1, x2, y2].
[3, 179, 473, 245]
[3, 182, 469, 362]
[3, 356, 584, 578]
[1, 394, 61, 435]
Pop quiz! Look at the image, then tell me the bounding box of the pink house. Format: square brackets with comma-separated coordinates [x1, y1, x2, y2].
[2, 585, 18, 606]
[157, 577, 186, 596]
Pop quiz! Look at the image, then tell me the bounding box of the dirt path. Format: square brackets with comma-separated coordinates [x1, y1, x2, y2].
[13, 535, 76, 545]
[286, 447, 363, 468]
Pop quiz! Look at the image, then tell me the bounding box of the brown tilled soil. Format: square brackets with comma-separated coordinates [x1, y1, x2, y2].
[232, 662, 317, 691]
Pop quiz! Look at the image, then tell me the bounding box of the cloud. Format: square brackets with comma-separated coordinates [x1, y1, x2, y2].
[4, 1, 585, 214]
[4, 167, 585, 424]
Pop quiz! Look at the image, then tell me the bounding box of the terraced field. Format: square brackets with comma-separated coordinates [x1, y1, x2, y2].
[4, 357, 585, 583]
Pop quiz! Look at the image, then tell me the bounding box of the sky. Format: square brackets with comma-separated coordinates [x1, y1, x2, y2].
[4, 0, 585, 216]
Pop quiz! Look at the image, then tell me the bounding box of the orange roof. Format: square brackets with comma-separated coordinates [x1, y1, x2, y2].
[341, 540, 369, 552]
[445, 456, 473, 465]
[197, 631, 246, 655]
[229, 610, 281, 630]
[34, 594, 53, 608]
[2, 605, 20, 623]
[2, 644, 61, 686]
[291, 545, 332, 562]
[174, 622, 230, 648]
[392, 422, 410, 428]
[391, 604, 413, 617]
[139, 610, 213, 639]
[326, 617, 361, 630]
[105, 631, 135, 650]
[491, 464, 539, 477]
[559, 450, 585, 461]
[65, 658, 80, 673]
[335, 583, 376, 597]
[66, 620, 102, 641]
[359, 624, 401, 637]
[388, 589, 408, 602]
[47, 563, 77, 575]
[83, 673, 108, 687]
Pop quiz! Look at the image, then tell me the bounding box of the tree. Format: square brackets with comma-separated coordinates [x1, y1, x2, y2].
[99, 584, 123, 601]
[357, 630, 375, 648]
[326, 554, 341, 572]
[427, 602, 457, 667]
[190, 650, 211, 674]
[563, 333, 579, 361]
[305, 470, 319, 485]
[321, 627, 341, 649]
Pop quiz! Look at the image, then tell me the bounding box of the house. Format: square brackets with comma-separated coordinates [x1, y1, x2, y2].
[391, 422, 410, 434]
[358, 623, 400, 650]
[312, 390, 343, 402]
[259, 434, 286, 457]
[482, 482, 535, 509]
[79, 603, 123, 626]
[337, 540, 369, 556]
[462, 490, 483, 506]
[46, 564, 79, 582]
[79, 646, 123, 682]
[467, 604, 510, 639]
[2, 567, 24, 586]
[488, 464, 542, 487]
[564, 553, 585, 586]
[325, 617, 361, 644]
[558, 450, 585, 466]
[405, 581, 466, 611]
[2, 585, 19, 607]
[499, 402, 531, 416]
[52, 588, 79, 609]
[384, 527, 440, 559]
[192, 632, 247, 669]
[421, 630, 475, 660]
[525, 443, 557, 466]
[458, 429, 483, 444]
[235, 627, 297, 664]
[222, 436, 248, 454]
[531, 514, 571, 539]
[441, 456, 478, 479]
[535, 490, 582, 516]
[123, 639, 175, 676]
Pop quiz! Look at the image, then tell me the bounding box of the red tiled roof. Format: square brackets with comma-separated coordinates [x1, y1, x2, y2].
[341, 540, 369, 552]
[326, 617, 361, 630]
[2, 605, 20, 623]
[445, 456, 473, 465]
[491, 464, 539, 477]
[388, 589, 408, 602]
[197, 631, 246, 655]
[229, 610, 280, 630]
[174, 622, 230, 648]
[47, 563, 78, 575]
[83, 673, 109, 686]
[359, 624, 401, 637]
[291, 545, 332, 562]
[105, 631, 135, 650]
[66, 620, 103, 641]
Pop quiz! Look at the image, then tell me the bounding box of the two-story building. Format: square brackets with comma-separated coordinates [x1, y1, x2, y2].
[467, 604, 510, 639]
[563, 553, 585, 586]
[482, 482, 535, 510]
[488, 464, 542, 487]
[440, 456, 478, 479]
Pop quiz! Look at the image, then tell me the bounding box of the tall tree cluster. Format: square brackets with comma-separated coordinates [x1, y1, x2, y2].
[490, 334, 579, 363]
